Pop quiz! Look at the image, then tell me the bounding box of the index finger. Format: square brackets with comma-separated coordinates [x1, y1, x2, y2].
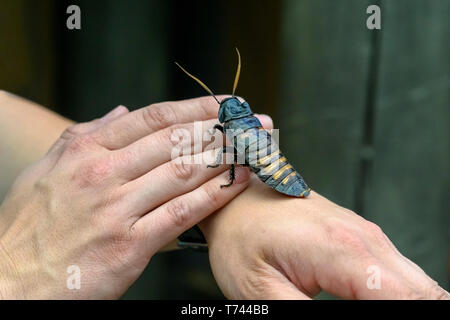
[93, 95, 229, 150]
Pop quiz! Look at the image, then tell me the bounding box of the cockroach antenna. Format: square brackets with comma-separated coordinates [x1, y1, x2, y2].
[174, 62, 220, 104]
[232, 47, 241, 97]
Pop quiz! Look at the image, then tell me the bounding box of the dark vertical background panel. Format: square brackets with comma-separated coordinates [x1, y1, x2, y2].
[280, 0, 372, 209]
[171, 0, 281, 120]
[55, 0, 170, 120]
[0, 0, 56, 109]
[363, 0, 449, 288]
[217, 0, 282, 119]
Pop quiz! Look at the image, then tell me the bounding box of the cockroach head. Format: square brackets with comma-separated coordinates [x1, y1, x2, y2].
[218, 97, 253, 123]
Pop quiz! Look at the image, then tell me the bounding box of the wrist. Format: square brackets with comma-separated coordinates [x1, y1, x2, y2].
[0, 235, 60, 299]
[0, 212, 48, 299]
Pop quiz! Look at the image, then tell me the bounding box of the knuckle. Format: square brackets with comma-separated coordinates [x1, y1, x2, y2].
[166, 199, 191, 228]
[33, 175, 54, 195]
[170, 124, 192, 147]
[111, 149, 134, 169]
[170, 160, 195, 181]
[338, 230, 365, 252]
[61, 124, 82, 140]
[76, 158, 114, 188]
[362, 220, 387, 245]
[202, 183, 221, 208]
[363, 220, 383, 235]
[143, 103, 177, 129]
[324, 217, 369, 256]
[198, 98, 220, 118]
[64, 134, 96, 154]
[160, 124, 185, 147]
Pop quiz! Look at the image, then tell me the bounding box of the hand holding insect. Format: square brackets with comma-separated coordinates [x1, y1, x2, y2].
[0, 94, 271, 299]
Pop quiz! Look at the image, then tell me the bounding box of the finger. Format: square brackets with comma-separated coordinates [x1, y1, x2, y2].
[93, 96, 229, 150]
[119, 148, 233, 217]
[351, 219, 446, 297]
[46, 105, 129, 157]
[132, 166, 250, 251]
[350, 265, 431, 300]
[254, 114, 274, 130]
[68, 105, 129, 137]
[367, 236, 450, 299]
[114, 118, 223, 181]
[321, 255, 431, 300]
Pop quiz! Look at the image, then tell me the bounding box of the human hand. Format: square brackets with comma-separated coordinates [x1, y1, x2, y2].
[201, 177, 449, 300]
[0, 96, 269, 299]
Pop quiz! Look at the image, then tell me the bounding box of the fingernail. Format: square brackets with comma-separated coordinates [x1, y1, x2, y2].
[102, 105, 128, 120]
[255, 114, 273, 129]
[233, 166, 250, 184]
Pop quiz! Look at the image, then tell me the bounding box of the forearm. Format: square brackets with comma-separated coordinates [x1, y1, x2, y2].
[0, 91, 73, 198]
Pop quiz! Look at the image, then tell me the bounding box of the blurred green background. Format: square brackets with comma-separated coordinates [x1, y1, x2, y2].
[0, 0, 448, 298]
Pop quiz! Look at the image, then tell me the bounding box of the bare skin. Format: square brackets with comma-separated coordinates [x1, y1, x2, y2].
[200, 178, 449, 299]
[0, 91, 262, 299]
[0, 91, 447, 299]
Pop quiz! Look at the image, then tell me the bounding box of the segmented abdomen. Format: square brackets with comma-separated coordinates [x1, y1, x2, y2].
[225, 116, 310, 198]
